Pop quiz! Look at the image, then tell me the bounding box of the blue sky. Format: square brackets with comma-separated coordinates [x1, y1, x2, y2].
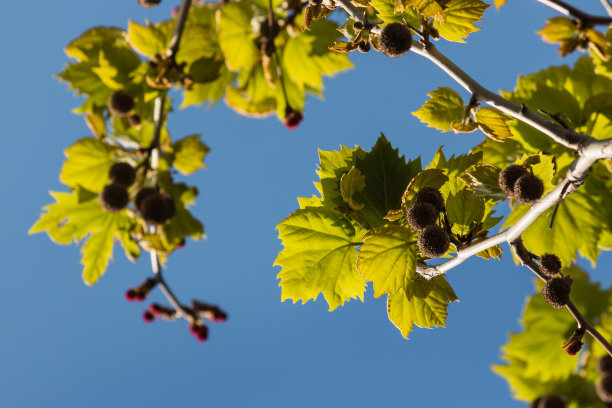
[1, 1, 611, 407]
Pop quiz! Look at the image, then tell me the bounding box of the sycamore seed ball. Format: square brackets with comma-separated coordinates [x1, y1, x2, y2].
[108, 91, 135, 117]
[539, 253, 562, 277]
[135, 187, 158, 212]
[498, 164, 528, 197]
[514, 173, 544, 204]
[137, 0, 162, 8]
[141, 193, 175, 225]
[109, 162, 136, 187]
[537, 396, 566, 408]
[597, 374, 612, 403]
[542, 277, 571, 309]
[529, 397, 542, 408]
[379, 23, 412, 58]
[406, 202, 438, 231]
[414, 187, 445, 213]
[99, 183, 129, 213]
[418, 225, 450, 258]
[598, 355, 612, 376]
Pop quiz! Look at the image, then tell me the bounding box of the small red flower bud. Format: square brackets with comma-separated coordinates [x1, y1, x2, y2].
[284, 107, 303, 130]
[134, 291, 146, 302]
[211, 310, 228, 323]
[189, 324, 208, 342]
[172, 6, 179, 18]
[565, 339, 583, 356]
[125, 288, 138, 302]
[142, 311, 155, 323]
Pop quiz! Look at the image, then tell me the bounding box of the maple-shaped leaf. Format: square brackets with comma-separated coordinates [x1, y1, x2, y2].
[387, 275, 458, 339]
[357, 226, 418, 297]
[433, 0, 489, 43]
[275, 207, 366, 311]
[413, 87, 465, 132]
[60, 137, 114, 193]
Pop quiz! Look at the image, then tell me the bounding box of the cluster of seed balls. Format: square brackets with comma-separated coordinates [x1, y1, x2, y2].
[498, 164, 544, 204]
[537, 253, 573, 309]
[406, 187, 450, 258]
[529, 395, 565, 408]
[597, 355, 612, 403]
[99, 162, 176, 226]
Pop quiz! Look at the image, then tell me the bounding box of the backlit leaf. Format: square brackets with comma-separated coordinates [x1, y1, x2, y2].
[413, 87, 465, 132]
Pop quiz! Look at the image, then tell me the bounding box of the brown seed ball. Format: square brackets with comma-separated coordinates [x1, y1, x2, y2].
[598, 355, 612, 376]
[141, 193, 174, 225]
[537, 396, 566, 408]
[542, 277, 572, 309]
[128, 114, 141, 128]
[135, 187, 158, 212]
[137, 0, 162, 8]
[260, 19, 280, 40]
[414, 187, 445, 213]
[498, 164, 528, 197]
[99, 183, 129, 213]
[109, 162, 136, 187]
[379, 22, 412, 58]
[418, 225, 450, 258]
[598, 374, 612, 403]
[357, 41, 370, 53]
[406, 202, 438, 231]
[539, 253, 562, 277]
[514, 173, 544, 204]
[529, 397, 542, 408]
[108, 91, 134, 117]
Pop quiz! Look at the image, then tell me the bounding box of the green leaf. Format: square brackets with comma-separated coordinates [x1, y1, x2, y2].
[275, 207, 366, 311]
[433, 0, 489, 43]
[387, 275, 458, 338]
[283, 18, 353, 94]
[218, 1, 259, 71]
[163, 207, 205, 245]
[474, 107, 514, 141]
[412, 87, 465, 132]
[172, 135, 210, 175]
[446, 189, 485, 235]
[225, 66, 277, 117]
[92, 46, 141, 90]
[127, 20, 174, 58]
[340, 166, 366, 210]
[60, 138, 114, 192]
[81, 213, 119, 285]
[369, 0, 421, 27]
[516, 153, 556, 196]
[181, 65, 234, 108]
[537, 17, 576, 43]
[56, 62, 112, 112]
[427, 148, 483, 196]
[357, 226, 417, 297]
[503, 184, 603, 266]
[354, 134, 422, 226]
[401, 168, 449, 206]
[65, 26, 125, 62]
[404, 0, 445, 22]
[459, 164, 505, 200]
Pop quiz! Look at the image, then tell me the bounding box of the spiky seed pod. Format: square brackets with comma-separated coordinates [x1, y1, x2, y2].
[414, 187, 445, 213]
[529, 398, 542, 408]
[99, 183, 129, 213]
[141, 193, 175, 225]
[542, 277, 572, 309]
[135, 187, 158, 212]
[514, 173, 544, 204]
[598, 374, 612, 403]
[137, 0, 162, 8]
[358, 41, 371, 53]
[379, 22, 412, 58]
[539, 253, 562, 277]
[418, 225, 450, 258]
[108, 91, 135, 117]
[109, 162, 136, 187]
[498, 164, 528, 197]
[537, 396, 566, 408]
[406, 202, 438, 231]
[598, 355, 612, 376]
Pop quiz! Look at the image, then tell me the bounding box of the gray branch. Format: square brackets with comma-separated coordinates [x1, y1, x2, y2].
[536, 0, 612, 25]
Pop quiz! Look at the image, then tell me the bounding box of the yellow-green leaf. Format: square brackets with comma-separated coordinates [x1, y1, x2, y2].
[537, 17, 576, 43]
[433, 0, 489, 43]
[357, 226, 417, 297]
[81, 213, 119, 285]
[172, 135, 210, 175]
[217, 1, 259, 71]
[60, 137, 114, 192]
[340, 166, 366, 210]
[275, 207, 366, 311]
[475, 107, 514, 141]
[412, 87, 465, 132]
[127, 20, 174, 58]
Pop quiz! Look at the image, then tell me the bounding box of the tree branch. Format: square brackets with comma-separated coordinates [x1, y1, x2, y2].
[601, 0, 612, 17]
[536, 0, 612, 26]
[511, 238, 612, 357]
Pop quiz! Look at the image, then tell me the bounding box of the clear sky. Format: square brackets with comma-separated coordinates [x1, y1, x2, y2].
[1, 1, 611, 407]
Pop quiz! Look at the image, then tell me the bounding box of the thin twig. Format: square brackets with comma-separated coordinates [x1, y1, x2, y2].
[168, 0, 193, 57]
[536, 0, 612, 25]
[601, 0, 612, 17]
[511, 238, 612, 357]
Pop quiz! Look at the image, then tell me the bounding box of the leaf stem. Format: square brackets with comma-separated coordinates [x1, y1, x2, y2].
[510, 238, 612, 357]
